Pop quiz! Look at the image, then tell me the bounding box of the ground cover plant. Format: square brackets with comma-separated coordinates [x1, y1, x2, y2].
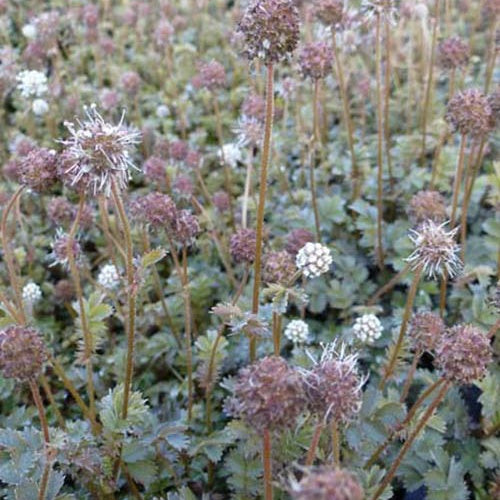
[0, 0, 498, 498]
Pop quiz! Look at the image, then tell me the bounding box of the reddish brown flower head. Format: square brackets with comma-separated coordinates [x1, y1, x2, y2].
[169, 140, 189, 163]
[438, 37, 470, 70]
[19, 147, 58, 193]
[130, 192, 177, 228]
[144, 156, 166, 185]
[299, 42, 334, 80]
[409, 311, 445, 352]
[237, 0, 300, 64]
[230, 227, 257, 264]
[315, 0, 345, 27]
[193, 60, 227, 91]
[212, 190, 231, 213]
[232, 355, 306, 432]
[408, 190, 447, 225]
[286, 228, 315, 256]
[47, 196, 74, 226]
[51, 231, 81, 268]
[54, 279, 76, 302]
[292, 467, 364, 500]
[0, 326, 47, 381]
[172, 175, 194, 198]
[171, 209, 200, 246]
[120, 71, 142, 96]
[242, 93, 266, 121]
[435, 324, 492, 384]
[263, 250, 296, 284]
[445, 89, 494, 137]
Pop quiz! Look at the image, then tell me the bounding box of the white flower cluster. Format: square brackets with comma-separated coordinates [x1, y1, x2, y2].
[16, 70, 48, 98]
[284, 319, 309, 344]
[219, 143, 242, 168]
[21, 23, 37, 39]
[97, 264, 120, 290]
[22, 282, 42, 305]
[296, 242, 332, 278]
[352, 314, 383, 344]
[32, 98, 49, 116]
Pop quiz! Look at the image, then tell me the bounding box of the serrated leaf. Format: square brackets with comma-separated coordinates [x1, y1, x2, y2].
[142, 248, 167, 268]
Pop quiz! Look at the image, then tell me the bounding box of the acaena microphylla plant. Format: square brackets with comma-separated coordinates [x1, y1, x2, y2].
[230, 356, 306, 499]
[237, 0, 300, 361]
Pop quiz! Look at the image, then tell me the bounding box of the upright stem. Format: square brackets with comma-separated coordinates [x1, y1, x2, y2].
[484, 20, 498, 93]
[111, 184, 136, 420]
[182, 246, 194, 421]
[306, 422, 324, 466]
[67, 196, 97, 429]
[250, 63, 274, 361]
[331, 33, 359, 199]
[383, 3, 394, 191]
[242, 149, 254, 229]
[310, 85, 321, 241]
[263, 429, 273, 500]
[371, 382, 450, 500]
[29, 379, 50, 444]
[375, 13, 385, 269]
[331, 421, 340, 466]
[420, 0, 441, 162]
[400, 349, 422, 403]
[1, 186, 26, 322]
[450, 134, 467, 227]
[272, 312, 282, 356]
[380, 266, 423, 389]
[367, 263, 411, 306]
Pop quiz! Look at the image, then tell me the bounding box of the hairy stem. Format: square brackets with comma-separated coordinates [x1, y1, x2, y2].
[331, 420, 340, 466]
[263, 429, 273, 500]
[29, 379, 50, 444]
[250, 63, 274, 361]
[306, 421, 324, 466]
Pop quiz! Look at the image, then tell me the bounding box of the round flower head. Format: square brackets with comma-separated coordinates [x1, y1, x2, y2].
[120, 71, 141, 96]
[284, 319, 309, 344]
[51, 230, 81, 268]
[407, 190, 447, 225]
[435, 324, 492, 384]
[22, 282, 42, 305]
[291, 467, 364, 500]
[192, 60, 226, 91]
[232, 355, 305, 432]
[302, 343, 363, 423]
[438, 37, 470, 70]
[16, 70, 48, 98]
[129, 192, 177, 228]
[296, 242, 332, 278]
[234, 116, 263, 148]
[172, 175, 194, 198]
[352, 314, 383, 344]
[59, 104, 141, 196]
[263, 250, 296, 284]
[298, 42, 334, 80]
[230, 228, 257, 264]
[143, 156, 166, 185]
[47, 197, 74, 226]
[315, 0, 345, 27]
[171, 210, 200, 246]
[409, 311, 445, 353]
[212, 190, 231, 213]
[237, 0, 300, 64]
[0, 326, 47, 381]
[445, 89, 494, 138]
[54, 279, 75, 302]
[220, 143, 242, 168]
[19, 147, 58, 193]
[405, 220, 462, 279]
[488, 85, 500, 128]
[32, 98, 49, 116]
[286, 228, 315, 256]
[97, 264, 120, 290]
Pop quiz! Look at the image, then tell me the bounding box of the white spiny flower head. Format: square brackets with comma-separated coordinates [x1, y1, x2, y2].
[97, 264, 120, 290]
[59, 104, 141, 197]
[352, 314, 383, 344]
[219, 143, 242, 168]
[32, 98, 49, 116]
[16, 70, 48, 98]
[405, 220, 462, 279]
[233, 116, 263, 148]
[22, 282, 42, 305]
[296, 242, 332, 278]
[284, 319, 309, 344]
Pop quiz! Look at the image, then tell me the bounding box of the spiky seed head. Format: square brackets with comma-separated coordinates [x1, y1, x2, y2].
[291, 467, 365, 500]
[59, 104, 141, 196]
[301, 343, 363, 423]
[296, 243, 332, 278]
[237, 0, 300, 64]
[232, 355, 306, 432]
[192, 60, 227, 91]
[19, 147, 58, 193]
[0, 326, 47, 381]
[171, 210, 200, 246]
[445, 89, 494, 137]
[405, 220, 462, 279]
[315, 0, 345, 27]
[409, 311, 445, 352]
[407, 190, 447, 225]
[129, 192, 177, 228]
